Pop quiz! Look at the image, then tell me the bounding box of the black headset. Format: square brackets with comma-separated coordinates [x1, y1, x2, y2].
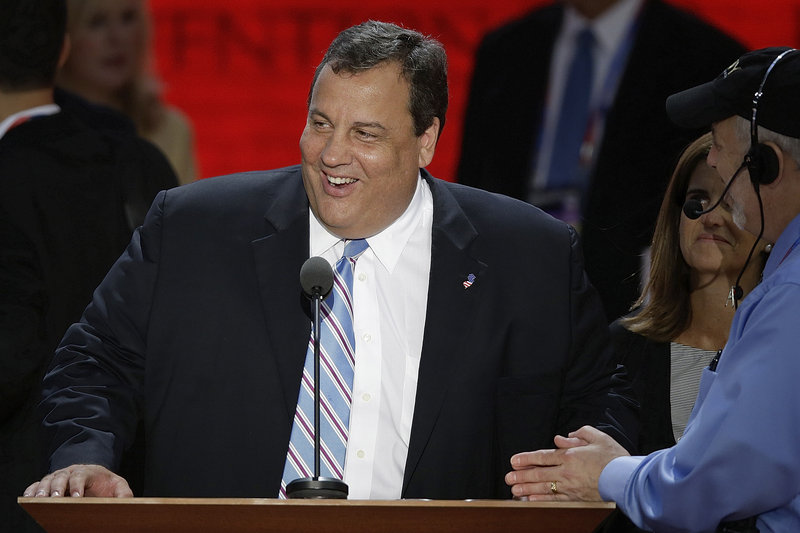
[745, 48, 796, 186]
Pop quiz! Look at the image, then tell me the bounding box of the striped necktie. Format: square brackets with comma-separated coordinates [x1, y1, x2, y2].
[280, 238, 369, 498]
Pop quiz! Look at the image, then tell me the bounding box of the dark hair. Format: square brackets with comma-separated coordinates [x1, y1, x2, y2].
[0, 0, 67, 91]
[622, 134, 712, 341]
[308, 20, 448, 137]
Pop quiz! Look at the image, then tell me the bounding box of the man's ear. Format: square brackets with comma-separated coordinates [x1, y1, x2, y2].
[418, 117, 440, 168]
[58, 35, 71, 69]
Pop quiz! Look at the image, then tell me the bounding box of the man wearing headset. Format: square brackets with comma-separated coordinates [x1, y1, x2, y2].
[503, 47, 800, 533]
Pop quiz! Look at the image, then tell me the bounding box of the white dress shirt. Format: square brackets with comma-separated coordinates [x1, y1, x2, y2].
[308, 174, 433, 499]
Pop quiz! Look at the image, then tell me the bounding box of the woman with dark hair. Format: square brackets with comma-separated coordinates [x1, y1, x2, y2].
[616, 131, 768, 453]
[596, 132, 769, 531]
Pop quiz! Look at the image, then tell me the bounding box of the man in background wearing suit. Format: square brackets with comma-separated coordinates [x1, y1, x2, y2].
[26, 20, 636, 502]
[458, 0, 745, 321]
[0, 1, 176, 531]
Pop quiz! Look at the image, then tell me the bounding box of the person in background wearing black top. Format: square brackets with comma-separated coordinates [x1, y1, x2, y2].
[58, 0, 199, 184]
[0, 2, 176, 531]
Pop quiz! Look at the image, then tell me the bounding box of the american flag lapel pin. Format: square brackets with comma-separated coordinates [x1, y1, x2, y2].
[463, 273, 476, 289]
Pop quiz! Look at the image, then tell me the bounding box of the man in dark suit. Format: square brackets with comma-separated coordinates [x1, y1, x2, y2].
[0, 1, 176, 531]
[26, 20, 636, 501]
[457, 0, 745, 321]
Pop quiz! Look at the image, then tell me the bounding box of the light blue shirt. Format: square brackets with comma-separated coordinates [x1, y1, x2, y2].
[599, 213, 800, 533]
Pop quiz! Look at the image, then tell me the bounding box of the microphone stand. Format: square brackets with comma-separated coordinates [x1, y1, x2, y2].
[287, 261, 348, 499]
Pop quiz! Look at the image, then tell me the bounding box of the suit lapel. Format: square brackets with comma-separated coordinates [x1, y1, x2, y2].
[251, 171, 311, 421]
[402, 174, 488, 493]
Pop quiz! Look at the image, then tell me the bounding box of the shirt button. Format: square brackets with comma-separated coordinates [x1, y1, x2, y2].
[362, 393, 371, 402]
[358, 273, 367, 282]
[362, 333, 372, 343]
[357, 450, 366, 459]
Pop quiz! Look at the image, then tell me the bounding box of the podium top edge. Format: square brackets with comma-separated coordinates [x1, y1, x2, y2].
[18, 497, 615, 510]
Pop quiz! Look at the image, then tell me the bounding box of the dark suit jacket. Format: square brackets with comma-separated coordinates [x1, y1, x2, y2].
[457, 0, 745, 321]
[0, 111, 176, 533]
[40, 166, 637, 499]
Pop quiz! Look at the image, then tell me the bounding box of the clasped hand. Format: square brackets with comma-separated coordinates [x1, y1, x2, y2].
[504, 425, 629, 501]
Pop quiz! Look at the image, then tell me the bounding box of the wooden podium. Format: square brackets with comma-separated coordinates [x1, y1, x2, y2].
[19, 498, 614, 533]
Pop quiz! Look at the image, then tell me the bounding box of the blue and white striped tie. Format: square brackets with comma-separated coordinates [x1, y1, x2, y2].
[280, 239, 368, 498]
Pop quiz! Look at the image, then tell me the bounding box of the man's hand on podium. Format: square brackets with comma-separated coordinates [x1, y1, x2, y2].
[23, 464, 133, 498]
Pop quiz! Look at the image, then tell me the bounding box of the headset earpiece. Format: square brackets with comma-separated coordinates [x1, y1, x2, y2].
[746, 143, 780, 185]
[747, 49, 796, 188]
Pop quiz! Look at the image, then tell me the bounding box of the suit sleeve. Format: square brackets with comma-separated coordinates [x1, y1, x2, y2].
[39, 191, 167, 473]
[556, 226, 639, 452]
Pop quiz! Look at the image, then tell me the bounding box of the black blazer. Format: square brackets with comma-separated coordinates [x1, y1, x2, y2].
[457, 0, 746, 321]
[41, 166, 637, 499]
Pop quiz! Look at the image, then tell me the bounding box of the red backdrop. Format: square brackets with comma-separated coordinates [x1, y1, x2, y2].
[149, 0, 800, 182]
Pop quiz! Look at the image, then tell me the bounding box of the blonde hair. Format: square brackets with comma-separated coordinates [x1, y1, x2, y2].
[60, 0, 165, 134]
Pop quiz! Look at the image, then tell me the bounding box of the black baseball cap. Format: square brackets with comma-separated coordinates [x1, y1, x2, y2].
[666, 47, 800, 138]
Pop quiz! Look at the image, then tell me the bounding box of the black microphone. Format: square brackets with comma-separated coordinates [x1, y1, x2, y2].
[287, 257, 348, 499]
[683, 162, 747, 220]
[300, 256, 334, 299]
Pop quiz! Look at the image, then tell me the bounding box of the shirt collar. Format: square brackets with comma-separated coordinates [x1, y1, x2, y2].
[564, 0, 643, 55]
[0, 104, 60, 140]
[309, 171, 428, 273]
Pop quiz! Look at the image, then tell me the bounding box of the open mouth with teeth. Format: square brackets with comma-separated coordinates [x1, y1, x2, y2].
[327, 175, 358, 186]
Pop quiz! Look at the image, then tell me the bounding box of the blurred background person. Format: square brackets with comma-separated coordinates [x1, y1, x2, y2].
[597, 133, 768, 532]
[58, 0, 198, 184]
[457, 0, 745, 321]
[0, 1, 176, 531]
